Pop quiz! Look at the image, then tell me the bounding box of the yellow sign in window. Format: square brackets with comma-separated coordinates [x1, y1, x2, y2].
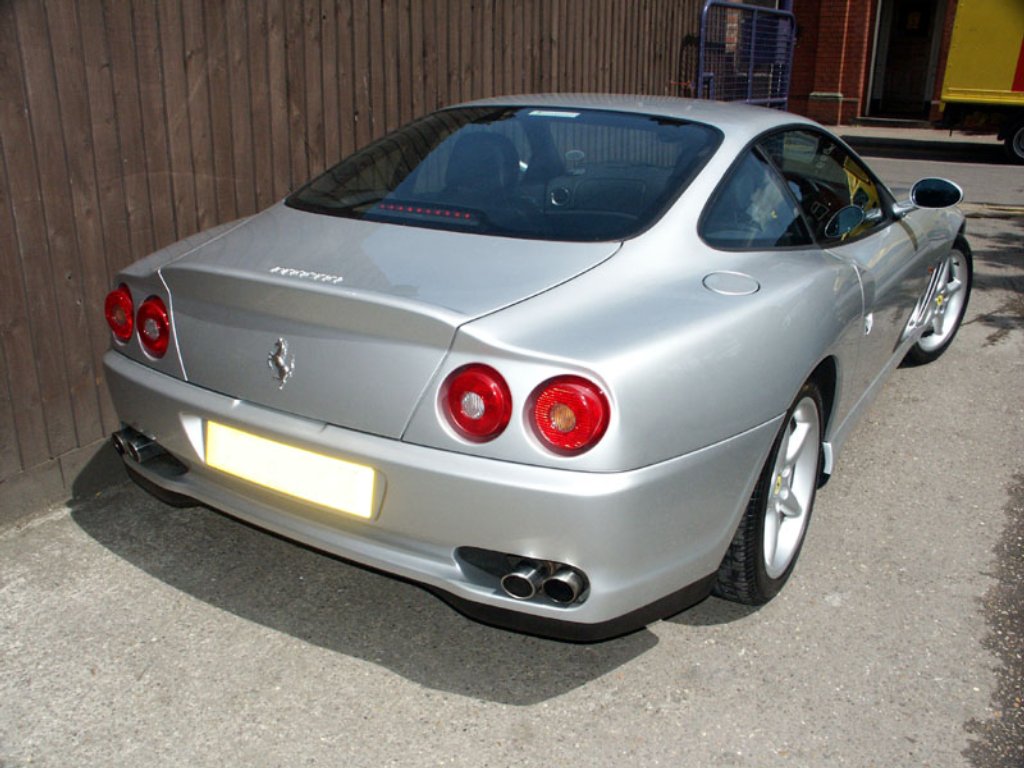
[205, 421, 376, 519]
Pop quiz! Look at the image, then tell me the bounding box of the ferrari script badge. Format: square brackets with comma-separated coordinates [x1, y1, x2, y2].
[268, 338, 295, 389]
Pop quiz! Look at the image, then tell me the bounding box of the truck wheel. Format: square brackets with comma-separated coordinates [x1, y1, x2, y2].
[1006, 121, 1024, 164]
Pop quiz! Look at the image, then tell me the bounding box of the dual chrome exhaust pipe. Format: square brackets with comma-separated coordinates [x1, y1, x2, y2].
[111, 427, 166, 464]
[499, 561, 587, 605]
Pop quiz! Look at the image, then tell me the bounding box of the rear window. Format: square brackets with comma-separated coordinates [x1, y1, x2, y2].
[286, 106, 721, 242]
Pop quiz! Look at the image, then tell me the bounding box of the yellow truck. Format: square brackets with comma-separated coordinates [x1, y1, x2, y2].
[940, 0, 1024, 162]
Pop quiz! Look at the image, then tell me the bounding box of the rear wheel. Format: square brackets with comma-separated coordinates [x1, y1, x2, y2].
[904, 238, 972, 366]
[1005, 121, 1024, 164]
[714, 382, 823, 604]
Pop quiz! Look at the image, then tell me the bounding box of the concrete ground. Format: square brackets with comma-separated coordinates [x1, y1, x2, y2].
[1, 135, 1021, 768]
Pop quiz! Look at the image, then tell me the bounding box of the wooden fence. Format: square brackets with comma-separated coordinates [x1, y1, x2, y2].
[0, 0, 703, 495]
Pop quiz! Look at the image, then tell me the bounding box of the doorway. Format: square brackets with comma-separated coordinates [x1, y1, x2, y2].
[868, 0, 947, 118]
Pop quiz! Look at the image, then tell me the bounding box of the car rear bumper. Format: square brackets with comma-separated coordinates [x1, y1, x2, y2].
[104, 350, 780, 640]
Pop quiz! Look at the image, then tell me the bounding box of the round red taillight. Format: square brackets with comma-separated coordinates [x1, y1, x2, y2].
[136, 296, 170, 358]
[531, 376, 609, 454]
[442, 364, 512, 441]
[104, 284, 134, 342]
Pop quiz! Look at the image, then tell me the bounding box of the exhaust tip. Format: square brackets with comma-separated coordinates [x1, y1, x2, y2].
[543, 568, 585, 604]
[111, 428, 166, 464]
[500, 562, 546, 600]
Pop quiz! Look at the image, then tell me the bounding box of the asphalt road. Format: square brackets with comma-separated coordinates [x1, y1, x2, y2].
[1, 154, 1022, 768]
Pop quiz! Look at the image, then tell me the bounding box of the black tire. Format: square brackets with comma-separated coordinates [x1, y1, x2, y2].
[1004, 121, 1024, 164]
[904, 237, 973, 366]
[713, 382, 823, 605]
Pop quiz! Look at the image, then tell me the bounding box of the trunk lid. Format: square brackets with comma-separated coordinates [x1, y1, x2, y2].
[161, 203, 619, 437]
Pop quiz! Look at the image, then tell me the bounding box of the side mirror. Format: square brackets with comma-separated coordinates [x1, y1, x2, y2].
[910, 178, 963, 209]
[824, 205, 866, 240]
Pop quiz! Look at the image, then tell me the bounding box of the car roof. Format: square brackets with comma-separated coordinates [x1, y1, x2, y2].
[455, 93, 822, 144]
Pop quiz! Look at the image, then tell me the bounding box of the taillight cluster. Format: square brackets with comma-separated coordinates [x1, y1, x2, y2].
[104, 284, 171, 359]
[441, 365, 610, 455]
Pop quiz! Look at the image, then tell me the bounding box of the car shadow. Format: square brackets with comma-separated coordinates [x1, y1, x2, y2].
[69, 459, 657, 706]
[840, 134, 1009, 165]
[962, 218, 1024, 345]
[665, 595, 760, 627]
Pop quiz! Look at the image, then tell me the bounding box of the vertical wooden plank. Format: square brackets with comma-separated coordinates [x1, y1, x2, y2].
[248, 0, 276, 209]
[382, 0, 400, 132]
[267, 0, 291, 197]
[79, 0, 133, 434]
[0, 17, 69, 464]
[560, 0, 573, 91]
[583, 0, 596, 91]
[458, 0, 472, 100]
[203, 0, 236, 220]
[651, 0, 663, 92]
[182, 0, 217, 231]
[133, 0, 177, 249]
[546, 0, 557, 93]
[0, 126, 24, 476]
[367, 0, 385, 138]
[470, 0, 484, 98]
[14, 0, 100, 453]
[560, 0, 569, 90]
[0, 332, 21, 479]
[322, 0, 340, 163]
[482, 0, 494, 97]
[421, 0, 438, 111]
[445, 0, 460, 102]
[492, 0, 504, 96]
[407, 0, 424, 118]
[100, 0, 155, 260]
[529, 0, 541, 91]
[351, 0, 372, 148]
[227, 0, 257, 211]
[620, 1, 631, 92]
[501, 0, 513, 94]
[0, 14, 49, 469]
[302, 0, 324, 175]
[465, 0, 477, 98]
[601, 0, 612, 91]
[158, 0, 199, 239]
[579, 0, 590, 90]
[639, 0, 652, 93]
[511, 0, 524, 94]
[285, 0, 308, 185]
[434, 0, 450, 107]
[520, 0, 536, 91]
[398, 0, 414, 122]
[45, 0, 116, 444]
[0, 151, 43, 472]
[337, 0, 356, 156]
[614, 1, 625, 93]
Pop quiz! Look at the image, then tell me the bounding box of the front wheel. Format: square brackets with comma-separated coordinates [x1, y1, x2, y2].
[713, 382, 823, 605]
[904, 238, 973, 366]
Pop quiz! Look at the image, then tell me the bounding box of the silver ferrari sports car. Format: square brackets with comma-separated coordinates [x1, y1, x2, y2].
[104, 95, 970, 640]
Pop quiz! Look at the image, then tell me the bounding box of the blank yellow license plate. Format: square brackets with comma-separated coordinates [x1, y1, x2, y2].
[205, 421, 377, 519]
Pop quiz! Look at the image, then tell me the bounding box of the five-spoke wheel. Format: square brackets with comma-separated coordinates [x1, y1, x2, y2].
[906, 238, 973, 365]
[714, 382, 823, 604]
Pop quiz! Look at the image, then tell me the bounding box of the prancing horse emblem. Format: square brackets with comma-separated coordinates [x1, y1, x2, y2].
[268, 338, 295, 389]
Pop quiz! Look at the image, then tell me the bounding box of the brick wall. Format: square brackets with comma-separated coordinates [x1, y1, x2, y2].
[789, 0, 877, 124]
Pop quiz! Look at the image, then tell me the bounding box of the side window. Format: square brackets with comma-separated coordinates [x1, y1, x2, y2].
[758, 129, 887, 243]
[701, 150, 811, 250]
